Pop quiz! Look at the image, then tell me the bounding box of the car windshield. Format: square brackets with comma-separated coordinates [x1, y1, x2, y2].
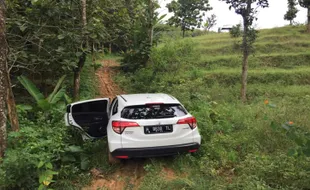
[121, 104, 187, 119]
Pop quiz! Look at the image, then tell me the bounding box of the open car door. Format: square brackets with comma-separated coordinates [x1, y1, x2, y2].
[65, 98, 110, 140]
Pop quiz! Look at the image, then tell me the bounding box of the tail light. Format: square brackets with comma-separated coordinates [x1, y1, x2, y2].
[189, 149, 198, 153]
[112, 121, 139, 134]
[177, 116, 197, 129]
[115, 155, 129, 159]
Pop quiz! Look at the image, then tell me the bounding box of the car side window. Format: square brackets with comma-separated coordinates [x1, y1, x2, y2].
[109, 97, 117, 114]
[112, 100, 118, 115]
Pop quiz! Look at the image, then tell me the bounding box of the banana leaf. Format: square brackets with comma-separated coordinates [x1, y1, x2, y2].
[49, 87, 66, 104]
[17, 76, 45, 103]
[47, 75, 66, 103]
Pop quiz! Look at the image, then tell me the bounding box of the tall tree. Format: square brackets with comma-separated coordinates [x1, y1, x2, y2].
[285, 0, 299, 25]
[73, 0, 87, 101]
[222, 0, 269, 102]
[0, 0, 7, 158]
[204, 14, 217, 32]
[299, 0, 310, 32]
[167, 0, 212, 38]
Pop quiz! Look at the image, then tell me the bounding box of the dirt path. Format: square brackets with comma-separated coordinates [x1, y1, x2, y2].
[95, 59, 123, 100]
[83, 60, 178, 190]
[84, 60, 146, 190]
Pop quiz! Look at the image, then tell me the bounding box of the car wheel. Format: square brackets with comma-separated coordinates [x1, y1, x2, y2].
[107, 146, 120, 165]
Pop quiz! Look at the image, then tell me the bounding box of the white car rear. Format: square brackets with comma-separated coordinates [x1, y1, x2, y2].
[65, 93, 201, 159]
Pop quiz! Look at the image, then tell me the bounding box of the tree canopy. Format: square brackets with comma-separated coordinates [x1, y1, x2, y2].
[284, 0, 299, 25]
[166, 0, 212, 37]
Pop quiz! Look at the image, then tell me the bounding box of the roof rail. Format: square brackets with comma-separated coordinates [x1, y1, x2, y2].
[120, 95, 127, 102]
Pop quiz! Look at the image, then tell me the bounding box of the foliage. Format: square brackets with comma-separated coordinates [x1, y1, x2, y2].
[166, 0, 212, 37]
[17, 75, 70, 111]
[7, 0, 102, 81]
[204, 14, 217, 32]
[116, 26, 310, 189]
[299, 0, 310, 7]
[230, 24, 242, 38]
[6, 0, 137, 97]
[121, 0, 163, 72]
[79, 58, 100, 100]
[284, 0, 299, 25]
[0, 109, 73, 189]
[222, 0, 268, 50]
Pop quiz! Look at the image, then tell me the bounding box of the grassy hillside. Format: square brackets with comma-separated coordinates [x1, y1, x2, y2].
[116, 25, 310, 189]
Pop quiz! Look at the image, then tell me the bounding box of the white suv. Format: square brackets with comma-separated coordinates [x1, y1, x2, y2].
[65, 93, 201, 161]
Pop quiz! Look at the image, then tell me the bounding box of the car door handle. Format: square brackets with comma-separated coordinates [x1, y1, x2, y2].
[94, 117, 103, 121]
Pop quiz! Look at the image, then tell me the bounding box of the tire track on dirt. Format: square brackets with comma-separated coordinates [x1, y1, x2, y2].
[84, 59, 146, 190]
[95, 59, 123, 100]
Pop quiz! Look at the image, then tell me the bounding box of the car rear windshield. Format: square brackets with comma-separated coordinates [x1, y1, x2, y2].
[121, 104, 187, 119]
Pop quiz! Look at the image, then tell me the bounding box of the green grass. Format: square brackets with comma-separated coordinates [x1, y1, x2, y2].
[199, 52, 310, 69]
[80, 59, 100, 100]
[117, 25, 310, 189]
[198, 41, 310, 55]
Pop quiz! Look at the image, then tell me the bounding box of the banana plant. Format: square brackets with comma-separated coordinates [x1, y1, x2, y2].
[17, 75, 71, 111]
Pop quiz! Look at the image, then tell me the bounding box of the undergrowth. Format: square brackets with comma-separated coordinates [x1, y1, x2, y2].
[117, 29, 310, 189]
[0, 57, 111, 190]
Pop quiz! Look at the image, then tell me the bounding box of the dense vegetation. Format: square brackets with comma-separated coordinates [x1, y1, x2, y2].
[1, 0, 310, 189]
[116, 26, 310, 189]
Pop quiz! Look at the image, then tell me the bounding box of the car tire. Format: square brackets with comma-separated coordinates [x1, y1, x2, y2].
[107, 146, 120, 165]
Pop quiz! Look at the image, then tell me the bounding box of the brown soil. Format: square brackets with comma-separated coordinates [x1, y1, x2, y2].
[95, 59, 123, 100]
[84, 160, 146, 190]
[84, 60, 145, 190]
[161, 167, 177, 181]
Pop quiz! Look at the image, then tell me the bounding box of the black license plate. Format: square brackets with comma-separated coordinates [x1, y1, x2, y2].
[144, 125, 173, 134]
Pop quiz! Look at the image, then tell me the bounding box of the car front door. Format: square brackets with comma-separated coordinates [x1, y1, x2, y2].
[65, 98, 110, 140]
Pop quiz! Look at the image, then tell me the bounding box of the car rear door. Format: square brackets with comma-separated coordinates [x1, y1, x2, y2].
[65, 98, 110, 140]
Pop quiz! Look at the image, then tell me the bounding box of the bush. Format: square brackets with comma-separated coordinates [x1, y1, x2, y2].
[0, 59, 101, 189]
[0, 109, 67, 189]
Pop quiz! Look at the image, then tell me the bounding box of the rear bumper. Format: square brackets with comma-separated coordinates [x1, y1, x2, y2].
[111, 142, 200, 158]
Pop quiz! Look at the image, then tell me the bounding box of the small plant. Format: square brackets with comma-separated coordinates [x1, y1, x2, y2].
[38, 161, 58, 190]
[17, 75, 71, 111]
[230, 24, 242, 38]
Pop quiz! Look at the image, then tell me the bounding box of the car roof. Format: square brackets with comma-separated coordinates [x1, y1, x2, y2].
[118, 93, 180, 106]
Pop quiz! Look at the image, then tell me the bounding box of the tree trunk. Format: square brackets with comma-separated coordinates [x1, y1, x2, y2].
[81, 0, 87, 28]
[241, 49, 249, 103]
[0, 1, 8, 158]
[5, 71, 19, 131]
[109, 43, 112, 54]
[182, 29, 185, 38]
[241, 1, 251, 103]
[307, 7, 310, 33]
[73, 70, 81, 101]
[73, 0, 87, 101]
[73, 54, 86, 101]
